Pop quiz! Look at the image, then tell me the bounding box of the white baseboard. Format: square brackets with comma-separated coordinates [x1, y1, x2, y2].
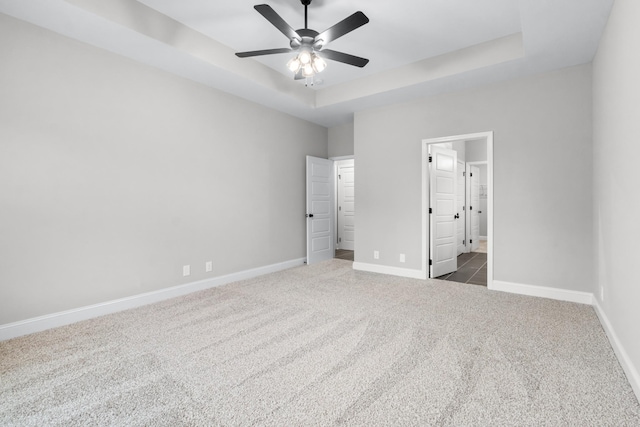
[0, 258, 306, 342]
[491, 280, 594, 305]
[593, 299, 640, 402]
[353, 262, 425, 280]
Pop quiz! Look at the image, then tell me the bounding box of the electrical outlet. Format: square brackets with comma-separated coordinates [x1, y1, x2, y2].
[205, 261, 213, 272]
[400, 254, 405, 263]
[183, 265, 190, 277]
[374, 250, 379, 259]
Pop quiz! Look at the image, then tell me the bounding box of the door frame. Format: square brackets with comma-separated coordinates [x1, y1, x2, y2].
[421, 132, 494, 289]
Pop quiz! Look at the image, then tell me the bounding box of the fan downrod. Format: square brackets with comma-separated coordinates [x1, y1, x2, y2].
[301, 0, 312, 29]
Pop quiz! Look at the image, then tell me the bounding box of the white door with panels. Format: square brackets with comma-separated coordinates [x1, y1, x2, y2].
[336, 159, 355, 250]
[429, 146, 458, 278]
[456, 160, 466, 256]
[306, 156, 335, 265]
[469, 165, 480, 252]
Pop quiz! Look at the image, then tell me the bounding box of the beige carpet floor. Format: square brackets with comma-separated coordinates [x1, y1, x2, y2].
[1, 260, 639, 426]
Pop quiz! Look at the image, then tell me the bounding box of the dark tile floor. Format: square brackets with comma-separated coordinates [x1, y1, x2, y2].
[334, 249, 355, 261]
[436, 252, 487, 286]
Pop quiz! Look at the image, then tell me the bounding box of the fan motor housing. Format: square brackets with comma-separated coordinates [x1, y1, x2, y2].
[291, 29, 319, 50]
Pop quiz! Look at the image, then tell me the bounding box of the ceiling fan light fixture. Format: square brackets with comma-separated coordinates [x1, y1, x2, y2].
[302, 63, 315, 77]
[311, 54, 326, 73]
[298, 49, 312, 65]
[287, 57, 302, 73]
[235, 1, 369, 81]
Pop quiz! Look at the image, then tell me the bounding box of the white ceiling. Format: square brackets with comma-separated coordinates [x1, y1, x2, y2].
[0, 0, 613, 127]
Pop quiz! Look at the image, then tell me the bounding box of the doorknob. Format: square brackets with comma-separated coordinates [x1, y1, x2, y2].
[306, 214, 314, 218]
[454, 213, 459, 219]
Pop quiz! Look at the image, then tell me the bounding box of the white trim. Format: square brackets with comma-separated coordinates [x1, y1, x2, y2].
[421, 131, 494, 287]
[421, 142, 429, 278]
[0, 258, 306, 341]
[486, 133, 493, 290]
[329, 155, 354, 161]
[353, 262, 425, 280]
[593, 300, 640, 402]
[492, 280, 594, 305]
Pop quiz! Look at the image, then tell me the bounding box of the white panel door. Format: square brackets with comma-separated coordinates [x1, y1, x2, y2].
[306, 156, 334, 265]
[470, 165, 480, 252]
[457, 160, 466, 256]
[430, 146, 457, 277]
[337, 159, 355, 250]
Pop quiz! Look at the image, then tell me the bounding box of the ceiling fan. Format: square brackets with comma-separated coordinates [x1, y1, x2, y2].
[235, 0, 370, 80]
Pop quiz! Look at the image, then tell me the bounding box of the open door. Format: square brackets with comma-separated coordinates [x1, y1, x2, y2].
[469, 165, 480, 252]
[429, 146, 458, 277]
[306, 156, 335, 265]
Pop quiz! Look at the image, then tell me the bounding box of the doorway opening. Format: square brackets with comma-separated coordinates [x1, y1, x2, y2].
[421, 132, 493, 289]
[304, 155, 356, 265]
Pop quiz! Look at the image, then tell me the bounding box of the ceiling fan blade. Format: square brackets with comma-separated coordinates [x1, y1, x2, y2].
[315, 11, 369, 46]
[320, 49, 369, 68]
[235, 48, 293, 58]
[254, 4, 301, 41]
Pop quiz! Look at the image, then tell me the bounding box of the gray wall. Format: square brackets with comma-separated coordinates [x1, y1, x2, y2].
[593, 0, 640, 391]
[465, 139, 487, 162]
[354, 64, 593, 291]
[328, 122, 354, 158]
[0, 14, 327, 325]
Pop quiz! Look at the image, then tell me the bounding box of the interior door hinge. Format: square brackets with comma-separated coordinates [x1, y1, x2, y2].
[463, 240, 466, 245]
[470, 239, 473, 244]
[469, 206, 473, 210]
[339, 174, 341, 179]
[429, 259, 433, 266]
[429, 208, 432, 214]
[470, 172, 473, 177]
[463, 171, 466, 176]
[339, 206, 342, 211]
[339, 237, 342, 243]
[428, 156, 432, 163]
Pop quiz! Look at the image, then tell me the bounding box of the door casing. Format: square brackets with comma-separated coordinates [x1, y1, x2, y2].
[304, 155, 355, 265]
[421, 132, 494, 289]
